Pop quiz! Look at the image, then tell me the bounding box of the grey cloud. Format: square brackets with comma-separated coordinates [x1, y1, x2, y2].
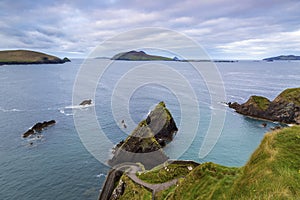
[0, 0, 300, 59]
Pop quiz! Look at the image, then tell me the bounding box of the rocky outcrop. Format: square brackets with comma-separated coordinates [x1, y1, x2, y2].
[62, 57, 71, 62]
[229, 88, 300, 124]
[108, 102, 178, 170]
[23, 120, 56, 138]
[79, 99, 92, 106]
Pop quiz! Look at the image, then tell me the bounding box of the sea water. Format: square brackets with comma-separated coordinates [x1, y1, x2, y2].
[0, 59, 299, 199]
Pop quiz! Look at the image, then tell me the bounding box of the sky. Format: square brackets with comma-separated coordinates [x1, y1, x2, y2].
[1, 0, 300, 59]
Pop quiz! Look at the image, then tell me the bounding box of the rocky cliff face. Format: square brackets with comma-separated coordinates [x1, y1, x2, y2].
[108, 102, 178, 170]
[229, 88, 300, 124]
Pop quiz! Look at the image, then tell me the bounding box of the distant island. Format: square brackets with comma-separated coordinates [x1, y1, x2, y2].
[0, 50, 70, 65]
[263, 55, 300, 61]
[111, 50, 174, 61]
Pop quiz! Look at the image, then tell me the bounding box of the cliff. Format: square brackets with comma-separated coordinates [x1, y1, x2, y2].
[229, 87, 300, 124]
[0, 50, 70, 65]
[108, 126, 300, 200]
[111, 50, 173, 61]
[108, 101, 178, 169]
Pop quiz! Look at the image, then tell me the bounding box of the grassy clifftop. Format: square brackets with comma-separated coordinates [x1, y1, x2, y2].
[246, 95, 271, 111]
[0, 50, 70, 64]
[116, 126, 300, 199]
[170, 126, 300, 199]
[274, 87, 300, 106]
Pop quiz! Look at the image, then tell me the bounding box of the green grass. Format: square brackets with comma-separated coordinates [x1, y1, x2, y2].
[118, 126, 300, 200]
[229, 126, 300, 199]
[138, 162, 199, 184]
[251, 95, 271, 110]
[168, 162, 240, 200]
[118, 175, 152, 200]
[275, 87, 300, 106]
[155, 185, 177, 200]
[167, 126, 300, 200]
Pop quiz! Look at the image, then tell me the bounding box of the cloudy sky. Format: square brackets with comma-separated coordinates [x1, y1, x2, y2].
[1, 0, 300, 59]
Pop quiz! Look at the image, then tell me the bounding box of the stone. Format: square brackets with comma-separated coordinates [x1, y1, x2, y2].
[79, 99, 92, 106]
[22, 120, 56, 138]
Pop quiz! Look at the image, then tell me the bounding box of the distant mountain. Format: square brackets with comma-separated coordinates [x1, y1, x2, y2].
[263, 55, 300, 61]
[0, 50, 70, 65]
[111, 50, 173, 61]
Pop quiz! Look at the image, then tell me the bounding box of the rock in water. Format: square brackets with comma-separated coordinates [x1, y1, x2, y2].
[79, 99, 92, 106]
[229, 87, 300, 124]
[22, 120, 56, 138]
[108, 101, 178, 170]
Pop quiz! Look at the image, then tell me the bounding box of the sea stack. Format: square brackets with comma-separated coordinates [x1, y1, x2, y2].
[108, 101, 178, 170]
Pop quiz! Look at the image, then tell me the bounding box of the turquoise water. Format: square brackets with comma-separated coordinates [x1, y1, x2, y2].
[0, 59, 299, 199]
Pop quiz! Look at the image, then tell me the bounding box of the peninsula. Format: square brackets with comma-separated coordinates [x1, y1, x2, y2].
[0, 50, 70, 65]
[229, 87, 300, 124]
[111, 50, 173, 61]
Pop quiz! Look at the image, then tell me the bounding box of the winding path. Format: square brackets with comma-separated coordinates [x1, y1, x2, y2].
[126, 165, 178, 199]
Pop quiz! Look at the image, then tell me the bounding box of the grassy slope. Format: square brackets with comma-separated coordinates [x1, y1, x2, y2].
[230, 126, 300, 199]
[120, 126, 300, 200]
[138, 162, 199, 184]
[274, 87, 300, 106]
[168, 126, 300, 200]
[251, 95, 271, 110]
[118, 175, 152, 200]
[0, 50, 63, 64]
[168, 162, 240, 200]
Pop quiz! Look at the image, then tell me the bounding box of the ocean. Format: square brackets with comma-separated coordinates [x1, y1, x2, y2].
[1, 59, 299, 200]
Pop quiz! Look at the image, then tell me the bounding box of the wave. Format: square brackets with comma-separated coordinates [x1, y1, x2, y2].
[64, 104, 94, 109]
[59, 109, 74, 116]
[0, 107, 23, 112]
[59, 104, 94, 116]
[96, 173, 106, 178]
